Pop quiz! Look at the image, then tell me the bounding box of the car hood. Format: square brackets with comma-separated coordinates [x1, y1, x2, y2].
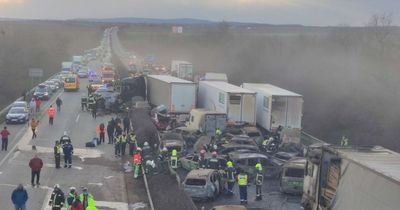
[7, 113, 26, 118]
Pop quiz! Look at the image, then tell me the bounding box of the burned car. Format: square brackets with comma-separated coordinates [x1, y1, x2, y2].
[280, 157, 306, 194]
[159, 132, 187, 156]
[229, 152, 284, 178]
[218, 143, 259, 155]
[183, 169, 225, 201]
[180, 153, 227, 171]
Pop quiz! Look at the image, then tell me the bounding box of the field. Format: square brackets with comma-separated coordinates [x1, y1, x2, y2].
[0, 21, 103, 109]
[118, 24, 400, 151]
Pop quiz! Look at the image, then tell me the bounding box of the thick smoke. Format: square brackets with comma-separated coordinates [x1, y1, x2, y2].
[119, 24, 400, 151]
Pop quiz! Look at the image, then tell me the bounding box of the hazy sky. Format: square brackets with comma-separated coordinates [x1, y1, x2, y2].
[0, 0, 398, 26]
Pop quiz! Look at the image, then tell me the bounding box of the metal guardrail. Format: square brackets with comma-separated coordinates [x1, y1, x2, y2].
[142, 167, 155, 210]
[300, 131, 326, 146]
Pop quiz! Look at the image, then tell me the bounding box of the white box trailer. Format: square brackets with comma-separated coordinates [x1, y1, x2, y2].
[303, 145, 400, 210]
[171, 60, 193, 81]
[198, 81, 256, 124]
[242, 83, 303, 132]
[147, 75, 196, 113]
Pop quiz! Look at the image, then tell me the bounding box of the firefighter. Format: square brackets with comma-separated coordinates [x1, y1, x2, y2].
[79, 187, 95, 210]
[198, 149, 207, 169]
[120, 133, 127, 156]
[87, 94, 95, 111]
[133, 148, 142, 179]
[237, 168, 248, 204]
[66, 187, 76, 210]
[81, 94, 88, 111]
[54, 141, 62, 169]
[341, 136, 349, 146]
[170, 149, 178, 169]
[225, 161, 235, 195]
[215, 127, 222, 141]
[114, 134, 121, 157]
[128, 131, 136, 156]
[48, 184, 65, 210]
[207, 151, 219, 169]
[255, 162, 264, 201]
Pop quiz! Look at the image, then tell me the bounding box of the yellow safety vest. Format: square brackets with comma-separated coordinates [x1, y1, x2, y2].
[56, 145, 62, 154]
[121, 135, 127, 143]
[238, 174, 248, 186]
[171, 155, 178, 168]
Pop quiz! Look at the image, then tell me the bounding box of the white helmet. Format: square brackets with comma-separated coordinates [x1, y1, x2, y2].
[144, 141, 149, 146]
[54, 184, 60, 189]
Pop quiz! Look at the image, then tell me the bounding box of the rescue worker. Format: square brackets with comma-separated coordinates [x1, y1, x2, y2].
[225, 161, 235, 195]
[35, 98, 42, 112]
[91, 99, 97, 119]
[133, 148, 142, 178]
[98, 123, 105, 144]
[237, 168, 248, 204]
[128, 131, 136, 156]
[1, 126, 10, 151]
[341, 136, 349, 146]
[54, 141, 62, 169]
[141, 141, 151, 158]
[56, 97, 63, 112]
[255, 162, 264, 201]
[79, 187, 95, 210]
[29, 98, 36, 116]
[47, 105, 56, 125]
[170, 149, 178, 169]
[120, 133, 127, 156]
[198, 149, 207, 169]
[87, 95, 95, 111]
[215, 128, 222, 141]
[115, 123, 122, 137]
[207, 151, 219, 169]
[123, 116, 130, 134]
[66, 187, 76, 210]
[114, 134, 121, 157]
[63, 141, 74, 168]
[107, 120, 115, 144]
[31, 118, 39, 139]
[48, 184, 65, 210]
[81, 95, 88, 111]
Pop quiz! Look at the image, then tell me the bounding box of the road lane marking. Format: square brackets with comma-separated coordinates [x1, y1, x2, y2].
[44, 163, 83, 170]
[76, 114, 80, 122]
[88, 182, 103, 186]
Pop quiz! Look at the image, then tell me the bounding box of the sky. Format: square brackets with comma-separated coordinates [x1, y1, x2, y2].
[0, 0, 398, 26]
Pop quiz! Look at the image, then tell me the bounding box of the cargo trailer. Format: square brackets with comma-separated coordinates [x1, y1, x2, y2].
[198, 81, 256, 124]
[147, 75, 196, 113]
[171, 60, 193, 81]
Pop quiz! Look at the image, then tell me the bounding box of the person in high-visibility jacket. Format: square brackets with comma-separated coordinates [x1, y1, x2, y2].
[133, 148, 142, 178]
[225, 161, 235, 195]
[114, 134, 122, 157]
[215, 128, 222, 141]
[255, 163, 264, 200]
[170, 149, 178, 169]
[128, 131, 136, 156]
[120, 133, 127, 156]
[237, 168, 248, 204]
[47, 105, 56, 125]
[79, 188, 95, 210]
[341, 136, 349, 146]
[65, 187, 76, 210]
[54, 141, 62, 169]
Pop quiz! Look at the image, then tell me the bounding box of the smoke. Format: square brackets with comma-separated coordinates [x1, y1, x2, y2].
[119, 25, 400, 151]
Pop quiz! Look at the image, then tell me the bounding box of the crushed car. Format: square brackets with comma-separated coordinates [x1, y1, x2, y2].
[183, 169, 225, 201]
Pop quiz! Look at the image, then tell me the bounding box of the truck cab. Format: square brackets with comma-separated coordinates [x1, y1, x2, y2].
[178, 109, 227, 136]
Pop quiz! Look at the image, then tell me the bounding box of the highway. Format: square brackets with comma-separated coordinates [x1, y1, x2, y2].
[0, 52, 149, 209]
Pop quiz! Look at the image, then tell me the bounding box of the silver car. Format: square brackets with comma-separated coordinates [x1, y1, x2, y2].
[183, 169, 225, 201]
[44, 81, 57, 92]
[6, 107, 29, 124]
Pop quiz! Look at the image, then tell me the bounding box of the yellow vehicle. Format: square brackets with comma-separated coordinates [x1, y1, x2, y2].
[64, 74, 80, 91]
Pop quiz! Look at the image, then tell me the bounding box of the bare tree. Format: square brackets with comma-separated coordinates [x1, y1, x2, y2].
[366, 13, 393, 57]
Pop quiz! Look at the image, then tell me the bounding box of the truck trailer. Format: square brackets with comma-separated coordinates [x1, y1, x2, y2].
[147, 75, 196, 113]
[171, 60, 193, 81]
[198, 81, 256, 124]
[302, 144, 400, 210]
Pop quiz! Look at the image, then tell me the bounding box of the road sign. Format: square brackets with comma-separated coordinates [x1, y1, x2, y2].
[28, 68, 43, 78]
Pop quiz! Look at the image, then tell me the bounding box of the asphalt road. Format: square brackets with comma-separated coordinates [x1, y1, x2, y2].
[0, 59, 149, 210]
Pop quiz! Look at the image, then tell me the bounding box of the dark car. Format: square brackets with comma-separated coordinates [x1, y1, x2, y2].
[224, 135, 258, 147]
[241, 126, 263, 145]
[33, 84, 51, 100]
[180, 154, 227, 171]
[160, 132, 187, 155]
[229, 152, 284, 178]
[6, 107, 29, 124]
[218, 143, 259, 155]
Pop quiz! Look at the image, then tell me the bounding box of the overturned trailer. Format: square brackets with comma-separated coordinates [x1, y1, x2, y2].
[302, 145, 400, 210]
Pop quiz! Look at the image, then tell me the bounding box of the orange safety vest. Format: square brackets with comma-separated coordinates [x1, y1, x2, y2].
[47, 107, 56, 118]
[133, 153, 141, 165]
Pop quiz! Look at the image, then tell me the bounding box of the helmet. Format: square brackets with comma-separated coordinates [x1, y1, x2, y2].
[162, 147, 168, 152]
[54, 184, 60, 189]
[136, 147, 142, 151]
[226, 161, 233, 167]
[255, 163, 262, 170]
[144, 141, 149, 146]
[172, 149, 177, 156]
[212, 151, 217, 157]
[70, 187, 76, 192]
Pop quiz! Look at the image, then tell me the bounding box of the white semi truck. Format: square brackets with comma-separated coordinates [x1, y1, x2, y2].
[147, 75, 196, 113]
[302, 144, 400, 210]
